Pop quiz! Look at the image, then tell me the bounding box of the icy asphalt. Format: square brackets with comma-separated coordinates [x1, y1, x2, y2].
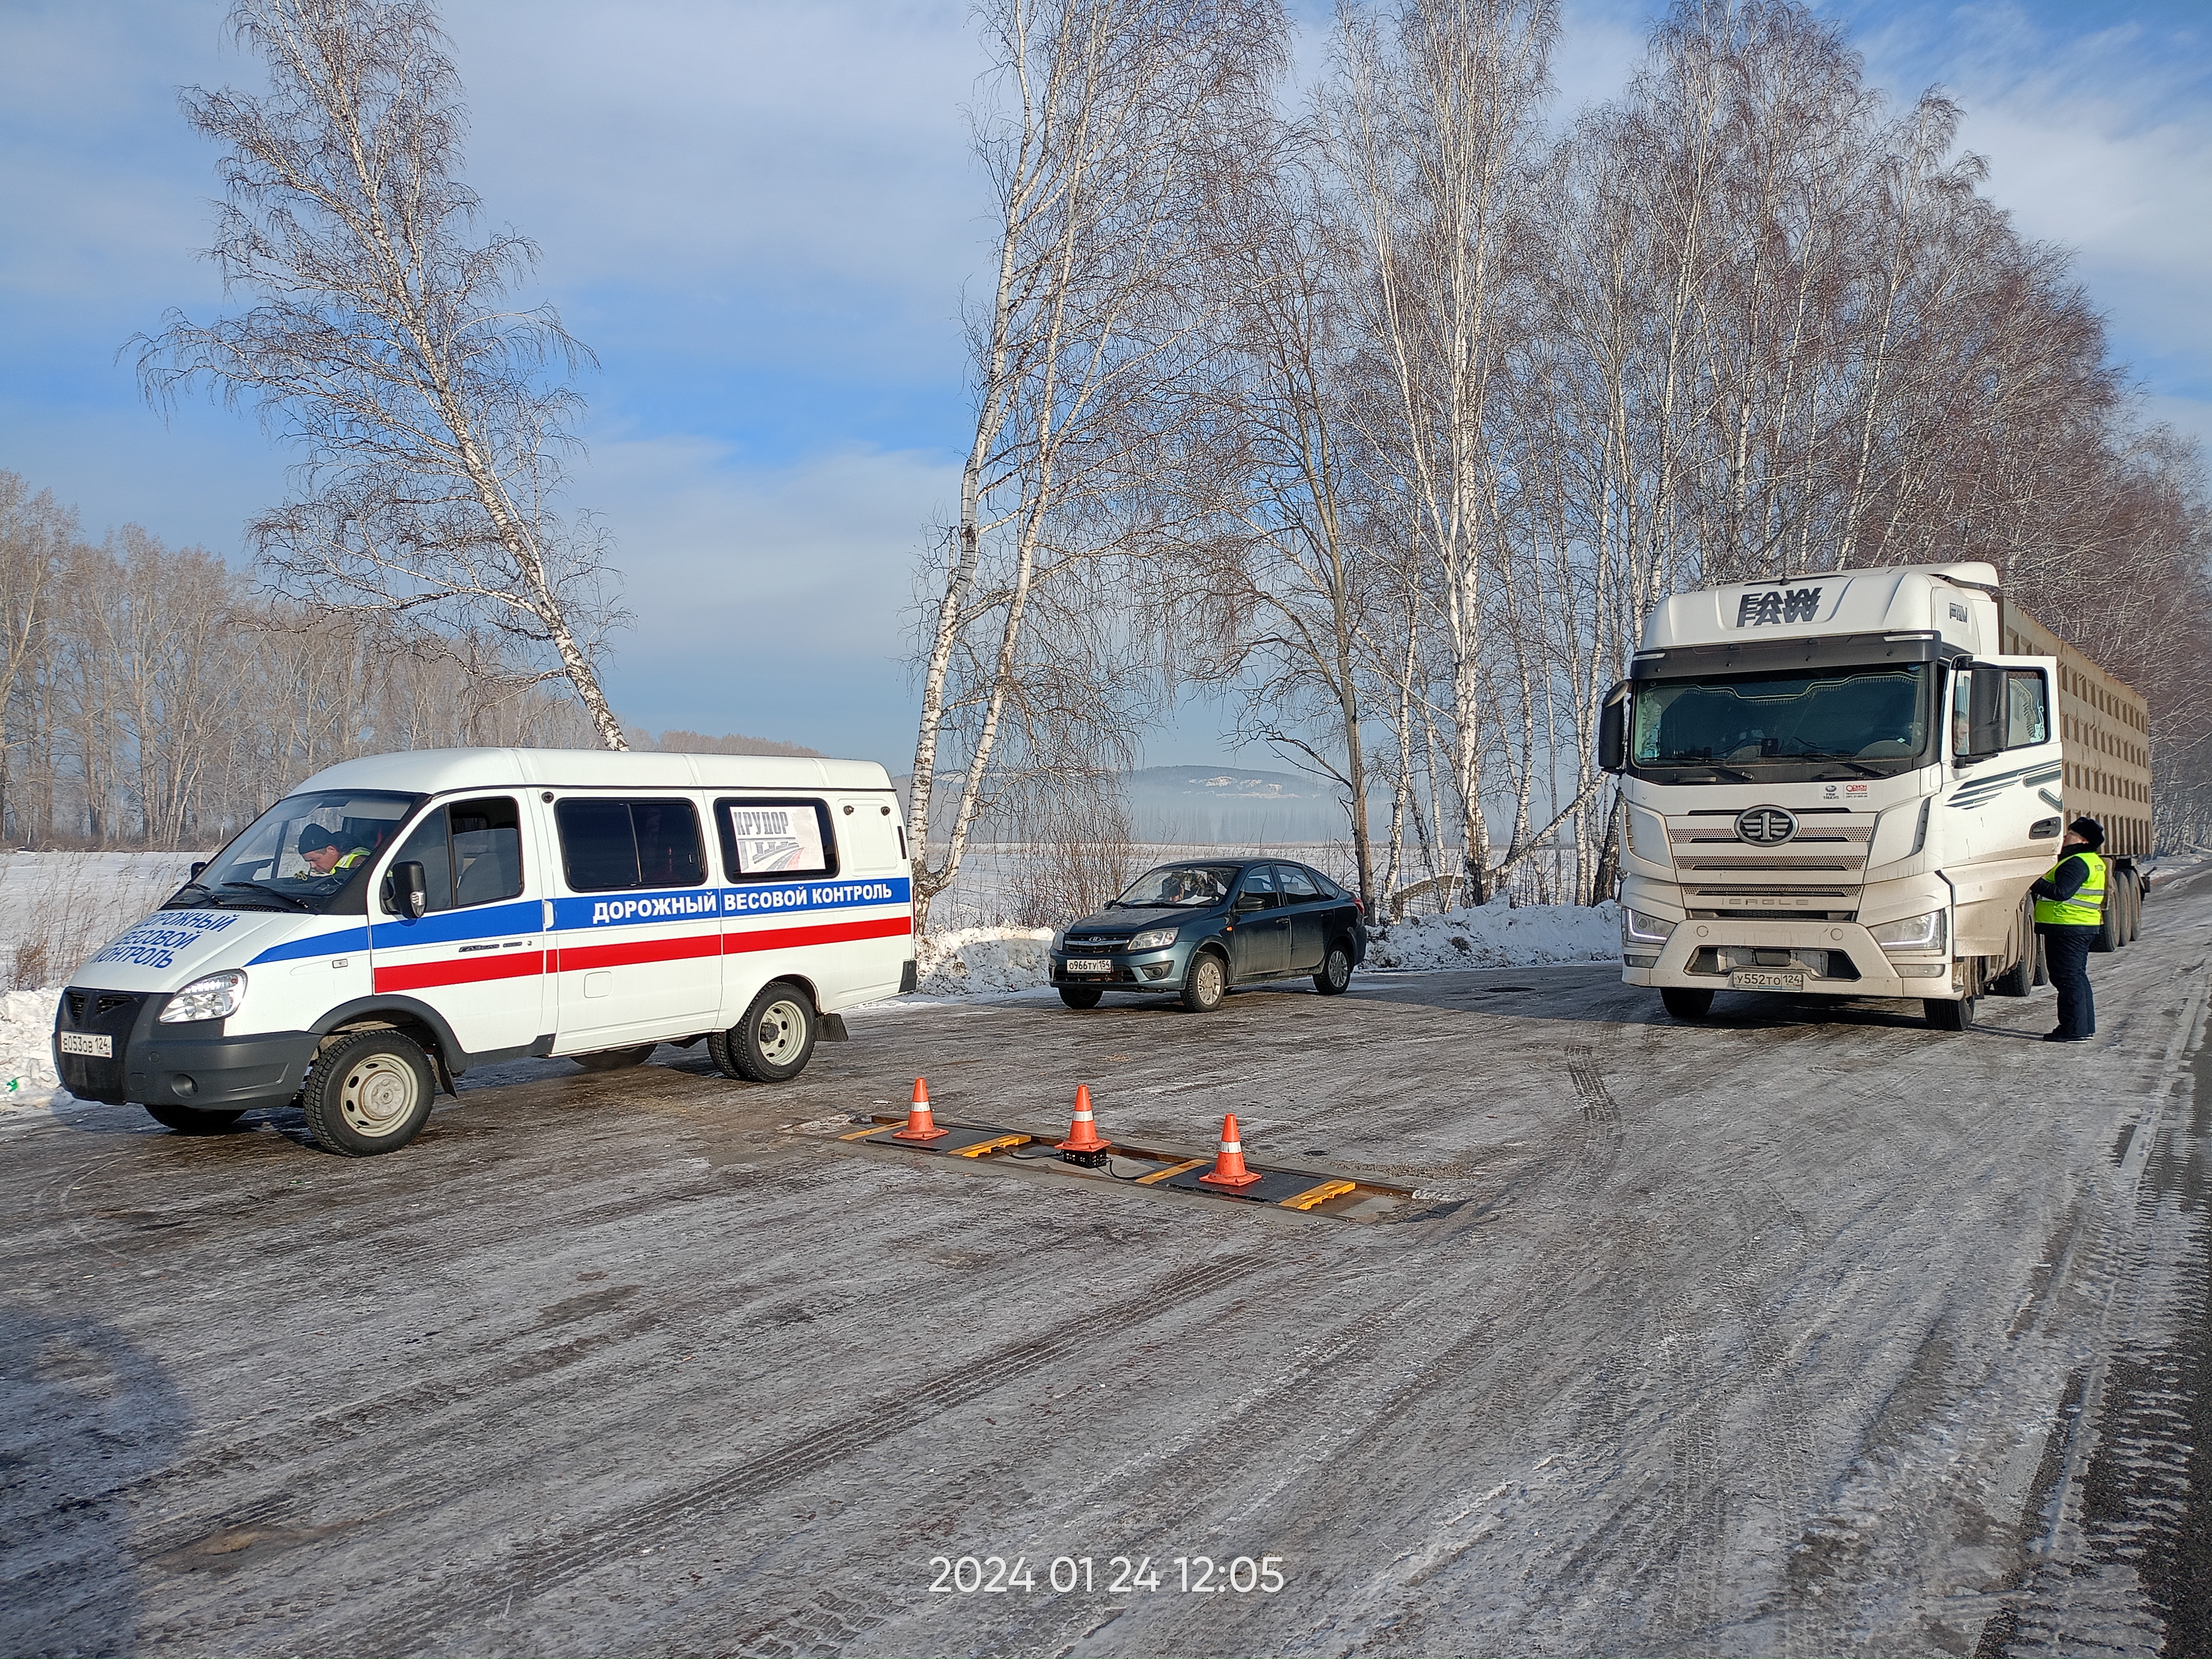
[4, 872, 2211, 1659]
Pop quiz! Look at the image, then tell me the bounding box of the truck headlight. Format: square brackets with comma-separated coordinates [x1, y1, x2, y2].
[1623, 909, 1676, 945]
[1128, 927, 1178, 951]
[1869, 910, 1946, 953]
[160, 970, 246, 1022]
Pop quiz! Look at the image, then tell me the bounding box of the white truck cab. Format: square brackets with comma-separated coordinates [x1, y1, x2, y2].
[1598, 562, 2068, 1031]
[52, 748, 915, 1153]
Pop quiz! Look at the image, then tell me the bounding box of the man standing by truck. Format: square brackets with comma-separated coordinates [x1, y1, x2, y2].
[2034, 818, 2107, 1042]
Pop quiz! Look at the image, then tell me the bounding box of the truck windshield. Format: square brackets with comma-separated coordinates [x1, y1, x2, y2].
[1630, 664, 1935, 782]
[165, 789, 424, 914]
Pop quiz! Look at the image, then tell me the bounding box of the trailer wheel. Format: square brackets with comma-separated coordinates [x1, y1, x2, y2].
[143, 1104, 244, 1135]
[708, 982, 817, 1083]
[301, 1029, 435, 1155]
[1660, 987, 1713, 1020]
[2126, 876, 2143, 942]
[1925, 996, 1976, 1032]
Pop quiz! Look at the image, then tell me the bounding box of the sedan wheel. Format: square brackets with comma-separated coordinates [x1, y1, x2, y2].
[1059, 986, 1104, 1009]
[1313, 941, 1353, 995]
[1181, 951, 1226, 1013]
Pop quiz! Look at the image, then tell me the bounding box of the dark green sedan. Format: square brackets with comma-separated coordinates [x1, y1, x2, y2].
[1049, 859, 1370, 1012]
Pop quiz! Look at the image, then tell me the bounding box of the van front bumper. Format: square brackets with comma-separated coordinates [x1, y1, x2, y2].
[1619, 919, 1960, 1001]
[55, 989, 320, 1111]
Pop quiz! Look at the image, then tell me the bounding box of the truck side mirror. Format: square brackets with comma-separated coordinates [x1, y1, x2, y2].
[385, 860, 429, 919]
[1597, 681, 1630, 774]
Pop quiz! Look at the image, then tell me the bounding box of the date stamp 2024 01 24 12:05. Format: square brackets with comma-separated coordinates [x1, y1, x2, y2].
[928, 1555, 1287, 1596]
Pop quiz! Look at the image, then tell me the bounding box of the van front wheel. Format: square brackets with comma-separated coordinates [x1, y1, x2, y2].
[710, 983, 817, 1083]
[302, 1029, 435, 1156]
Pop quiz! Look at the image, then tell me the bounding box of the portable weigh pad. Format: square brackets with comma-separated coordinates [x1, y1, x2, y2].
[851, 1123, 1035, 1157]
[1154, 1163, 1346, 1205]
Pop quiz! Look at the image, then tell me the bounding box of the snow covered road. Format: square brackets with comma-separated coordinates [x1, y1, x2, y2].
[4, 869, 2210, 1656]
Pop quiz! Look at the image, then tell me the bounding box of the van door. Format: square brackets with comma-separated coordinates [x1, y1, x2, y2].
[550, 795, 721, 1049]
[367, 796, 547, 1057]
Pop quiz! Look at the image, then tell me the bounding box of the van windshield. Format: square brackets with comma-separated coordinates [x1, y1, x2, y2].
[167, 790, 423, 914]
[1629, 664, 1935, 783]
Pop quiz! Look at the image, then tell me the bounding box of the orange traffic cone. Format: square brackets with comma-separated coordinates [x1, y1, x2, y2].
[1198, 1112, 1261, 1188]
[1056, 1084, 1111, 1166]
[892, 1076, 949, 1141]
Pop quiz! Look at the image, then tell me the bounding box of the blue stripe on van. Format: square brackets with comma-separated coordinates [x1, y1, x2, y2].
[554, 876, 910, 931]
[248, 925, 372, 965]
[367, 898, 544, 950]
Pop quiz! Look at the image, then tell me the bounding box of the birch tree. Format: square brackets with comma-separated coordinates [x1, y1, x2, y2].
[133, 0, 629, 749]
[906, 0, 1284, 930]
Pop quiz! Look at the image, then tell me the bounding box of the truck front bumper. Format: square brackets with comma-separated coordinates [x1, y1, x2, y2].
[1620, 918, 1961, 1001]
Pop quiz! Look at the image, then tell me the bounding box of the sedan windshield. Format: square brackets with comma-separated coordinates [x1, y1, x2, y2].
[1115, 864, 1240, 907]
[167, 789, 422, 914]
[1631, 663, 1934, 782]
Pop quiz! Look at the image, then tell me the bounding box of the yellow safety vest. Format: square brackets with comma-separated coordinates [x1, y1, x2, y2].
[2034, 851, 2106, 928]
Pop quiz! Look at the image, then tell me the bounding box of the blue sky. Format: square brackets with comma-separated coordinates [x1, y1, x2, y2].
[1, 0, 2206, 770]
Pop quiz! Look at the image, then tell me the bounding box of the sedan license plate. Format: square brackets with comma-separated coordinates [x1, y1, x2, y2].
[1730, 969, 1804, 991]
[59, 1031, 112, 1057]
[1065, 958, 1113, 974]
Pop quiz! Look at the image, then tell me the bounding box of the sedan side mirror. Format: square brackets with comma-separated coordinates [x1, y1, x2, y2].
[384, 859, 429, 919]
[1235, 892, 1269, 915]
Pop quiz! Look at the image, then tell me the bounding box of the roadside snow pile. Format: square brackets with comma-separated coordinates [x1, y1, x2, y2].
[914, 927, 1057, 997]
[0, 988, 67, 1112]
[1366, 900, 1622, 972]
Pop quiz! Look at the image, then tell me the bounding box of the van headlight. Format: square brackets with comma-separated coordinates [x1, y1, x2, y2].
[1623, 909, 1676, 945]
[160, 970, 246, 1022]
[1869, 910, 1946, 953]
[1129, 927, 1178, 951]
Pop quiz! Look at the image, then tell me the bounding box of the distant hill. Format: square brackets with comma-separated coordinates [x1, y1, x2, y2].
[899, 763, 1380, 844]
[631, 728, 825, 759]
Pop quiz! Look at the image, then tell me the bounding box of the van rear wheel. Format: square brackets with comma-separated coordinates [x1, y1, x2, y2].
[709, 982, 817, 1083]
[301, 1029, 435, 1156]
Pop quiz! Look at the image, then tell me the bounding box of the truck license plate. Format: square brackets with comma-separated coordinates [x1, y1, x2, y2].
[1065, 958, 1112, 974]
[59, 1032, 112, 1057]
[1730, 970, 1804, 991]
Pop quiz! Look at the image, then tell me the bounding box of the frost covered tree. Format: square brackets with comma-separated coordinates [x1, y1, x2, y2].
[133, 0, 629, 749]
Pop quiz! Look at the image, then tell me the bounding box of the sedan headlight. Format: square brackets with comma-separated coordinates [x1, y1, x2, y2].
[1869, 909, 1946, 953]
[1128, 927, 1178, 951]
[1623, 909, 1676, 945]
[160, 970, 246, 1023]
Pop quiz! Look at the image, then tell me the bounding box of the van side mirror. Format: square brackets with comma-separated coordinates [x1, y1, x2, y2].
[189, 861, 207, 880]
[384, 860, 428, 919]
[1597, 680, 1630, 773]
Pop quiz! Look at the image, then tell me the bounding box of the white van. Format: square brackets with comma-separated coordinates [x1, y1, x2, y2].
[51, 748, 915, 1155]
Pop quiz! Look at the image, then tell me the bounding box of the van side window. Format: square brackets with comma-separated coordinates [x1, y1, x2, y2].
[717, 798, 839, 882]
[388, 797, 525, 913]
[556, 798, 706, 892]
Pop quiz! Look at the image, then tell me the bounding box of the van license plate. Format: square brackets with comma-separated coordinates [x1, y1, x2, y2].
[1065, 958, 1112, 974]
[1731, 970, 1804, 991]
[59, 1032, 112, 1057]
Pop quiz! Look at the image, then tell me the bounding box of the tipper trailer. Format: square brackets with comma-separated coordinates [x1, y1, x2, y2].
[1597, 562, 2150, 1031]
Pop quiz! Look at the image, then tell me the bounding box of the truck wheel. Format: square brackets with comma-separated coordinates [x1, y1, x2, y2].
[1313, 940, 1355, 995]
[2126, 877, 2143, 942]
[2032, 934, 2049, 988]
[2092, 897, 2119, 953]
[143, 1104, 244, 1134]
[574, 1044, 655, 1072]
[1058, 986, 1104, 1009]
[301, 1029, 435, 1156]
[1660, 987, 1713, 1020]
[1925, 996, 1976, 1032]
[1181, 951, 1227, 1013]
[709, 982, 817, 1083]
[1988, 948, 2033, 997]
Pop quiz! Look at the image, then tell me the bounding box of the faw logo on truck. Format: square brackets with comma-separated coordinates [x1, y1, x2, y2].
[1735, 807, 1798, 846]
[1733, 586, 1823, 627]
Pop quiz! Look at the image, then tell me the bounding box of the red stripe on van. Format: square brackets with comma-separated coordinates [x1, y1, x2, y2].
[373, 950, 546, 994]
[725, 915, 913, 953]
[553, 931, 725, 974]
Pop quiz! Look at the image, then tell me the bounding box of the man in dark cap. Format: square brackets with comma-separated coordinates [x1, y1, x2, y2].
[2032, 817, 2107, 1042]
[296, 823, 369, 878]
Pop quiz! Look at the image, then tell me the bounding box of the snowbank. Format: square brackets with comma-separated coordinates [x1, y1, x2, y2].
[913, 926, 1058, 997]
[0, 988, 68, 1113]
[1363, 900, 1622, 972]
